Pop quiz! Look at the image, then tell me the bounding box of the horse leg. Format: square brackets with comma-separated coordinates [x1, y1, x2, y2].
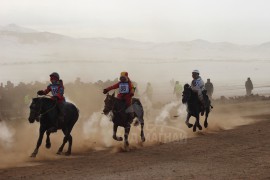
[124, 126, 130, 151]
[185, 114, 193, 128]
[140, 122, 145, 142]
[45, 131, 51, 149]
[196, 115, 202, 131]
[204, 110, 209, 128]
[57, 129, 69, 155]
[31, 127, 45, 157]
[65, 134, 72, 156]
[112, 124, 123, 141]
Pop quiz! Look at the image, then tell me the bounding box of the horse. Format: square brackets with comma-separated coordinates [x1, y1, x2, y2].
[28, 97, 79, 157]
[103, 92, 145, 150]
[182, 84, 212, 132]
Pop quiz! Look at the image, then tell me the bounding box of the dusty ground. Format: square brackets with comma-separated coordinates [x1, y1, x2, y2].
[0, 101, 270, 179]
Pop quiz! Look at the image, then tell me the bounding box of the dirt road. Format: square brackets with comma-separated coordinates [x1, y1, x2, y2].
[0, 101, 270, 179]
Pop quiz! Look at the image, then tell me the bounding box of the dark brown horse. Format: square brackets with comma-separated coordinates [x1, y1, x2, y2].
[103, 93, 145, 150]
[28, 97, 79, 157]
[182, 84, 212, 132]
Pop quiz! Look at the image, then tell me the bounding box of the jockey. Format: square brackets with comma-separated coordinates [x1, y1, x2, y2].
[103, 72, 135, 118]
[191, 70, 206, 115]
[37, 72, 65, 132]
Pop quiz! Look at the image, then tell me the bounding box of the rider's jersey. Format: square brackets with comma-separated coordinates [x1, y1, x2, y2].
[191, 76, 205, 91]
[43, 81, 65, 102]
[191, 76, 205, 103]
[106, 80, 134, 97]
[119, 82, 130, 94]
[105, 80, 134, 106]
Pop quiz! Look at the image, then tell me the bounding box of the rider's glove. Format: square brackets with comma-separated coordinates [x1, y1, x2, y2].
[103, 89, 108, 94]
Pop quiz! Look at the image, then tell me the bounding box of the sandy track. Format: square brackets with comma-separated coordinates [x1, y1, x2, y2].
[0, 110, 270, 179]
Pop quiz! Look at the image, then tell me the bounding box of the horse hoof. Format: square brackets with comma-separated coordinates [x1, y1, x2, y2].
[30, 153, 37, 158]
[56, 151, 62, 155]
[186, 122, 193, 128]
[65, 152, 71, 156]
[193, 126, 197, 132]
[113, 135, 123, 141]
[204, 122, 208, 128]
[141, 136, 146, 142]
[46, 143, 51, 149]
[198, 125, 202, 130]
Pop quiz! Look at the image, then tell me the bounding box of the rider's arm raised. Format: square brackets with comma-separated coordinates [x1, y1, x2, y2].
[106, 82, 120, 92]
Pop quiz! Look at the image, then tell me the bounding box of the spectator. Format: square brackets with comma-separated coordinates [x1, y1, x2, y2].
[173, 81, 182, 99]
[205, 79, 214, 99]
[245, 77, 253, 96]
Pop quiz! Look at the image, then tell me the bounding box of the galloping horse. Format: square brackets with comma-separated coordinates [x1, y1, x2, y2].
[103, 93, 145, 150]
[28, 97, 79, 157]
[182, 84, 212, 132]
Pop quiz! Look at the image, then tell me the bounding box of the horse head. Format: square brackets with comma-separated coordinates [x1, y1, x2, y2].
[103, 92, 116, 115]
[182, 84, 192, 104]
[28, 98, 42, 123]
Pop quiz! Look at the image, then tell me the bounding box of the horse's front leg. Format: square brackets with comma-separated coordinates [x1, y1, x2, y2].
[112, 124, 123, 141]
[124, 125, 131, 151]
[45, 131, 51, 149]
[193, 115, 202, 132]
[185, 114, 193, 128]
[140, 122, 145, 142]
[31, 127, 46, 157]
[204, 109, 209, 128]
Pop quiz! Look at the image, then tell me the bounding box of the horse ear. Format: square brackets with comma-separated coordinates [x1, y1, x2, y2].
[112, 92, 115, 97]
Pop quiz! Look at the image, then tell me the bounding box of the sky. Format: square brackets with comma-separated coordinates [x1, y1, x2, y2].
[1, 0, 270, 44]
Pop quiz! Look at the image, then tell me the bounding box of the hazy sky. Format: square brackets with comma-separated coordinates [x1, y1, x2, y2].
[1, 0, 270, 44]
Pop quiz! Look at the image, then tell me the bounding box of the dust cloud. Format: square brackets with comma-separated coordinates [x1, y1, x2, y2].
[0, 59, 269, 169]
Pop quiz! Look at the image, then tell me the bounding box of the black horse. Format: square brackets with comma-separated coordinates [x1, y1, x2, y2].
[103, 93, 145, 150]
[28, 97, 79, 157]
[182, 84, 212, 132]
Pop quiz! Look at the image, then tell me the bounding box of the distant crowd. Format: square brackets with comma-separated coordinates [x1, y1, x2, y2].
[0, 76, 265, 121]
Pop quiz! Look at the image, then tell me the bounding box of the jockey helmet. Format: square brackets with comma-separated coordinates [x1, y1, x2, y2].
[192, 70, 200, 74]
[50, 72, 60, 79]
[120, 71, 128, 77]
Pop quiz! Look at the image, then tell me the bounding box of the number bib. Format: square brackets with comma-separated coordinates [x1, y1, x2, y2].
[51, 85, 59, 96]
[119, 83, 129, 94]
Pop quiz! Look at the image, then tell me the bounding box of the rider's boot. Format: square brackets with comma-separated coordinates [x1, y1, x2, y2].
[51, 103, 64, 133]
[200, 100, 206, 116]
[50, 120, 58, 133]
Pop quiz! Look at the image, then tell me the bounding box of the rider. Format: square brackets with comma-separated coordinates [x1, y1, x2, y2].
[103, 71, 135, 119]
[191, 70, 206, 116]
[37, 72, 65, 132]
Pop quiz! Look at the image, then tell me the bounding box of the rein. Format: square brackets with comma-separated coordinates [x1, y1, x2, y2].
[40, 102, 57, 116]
